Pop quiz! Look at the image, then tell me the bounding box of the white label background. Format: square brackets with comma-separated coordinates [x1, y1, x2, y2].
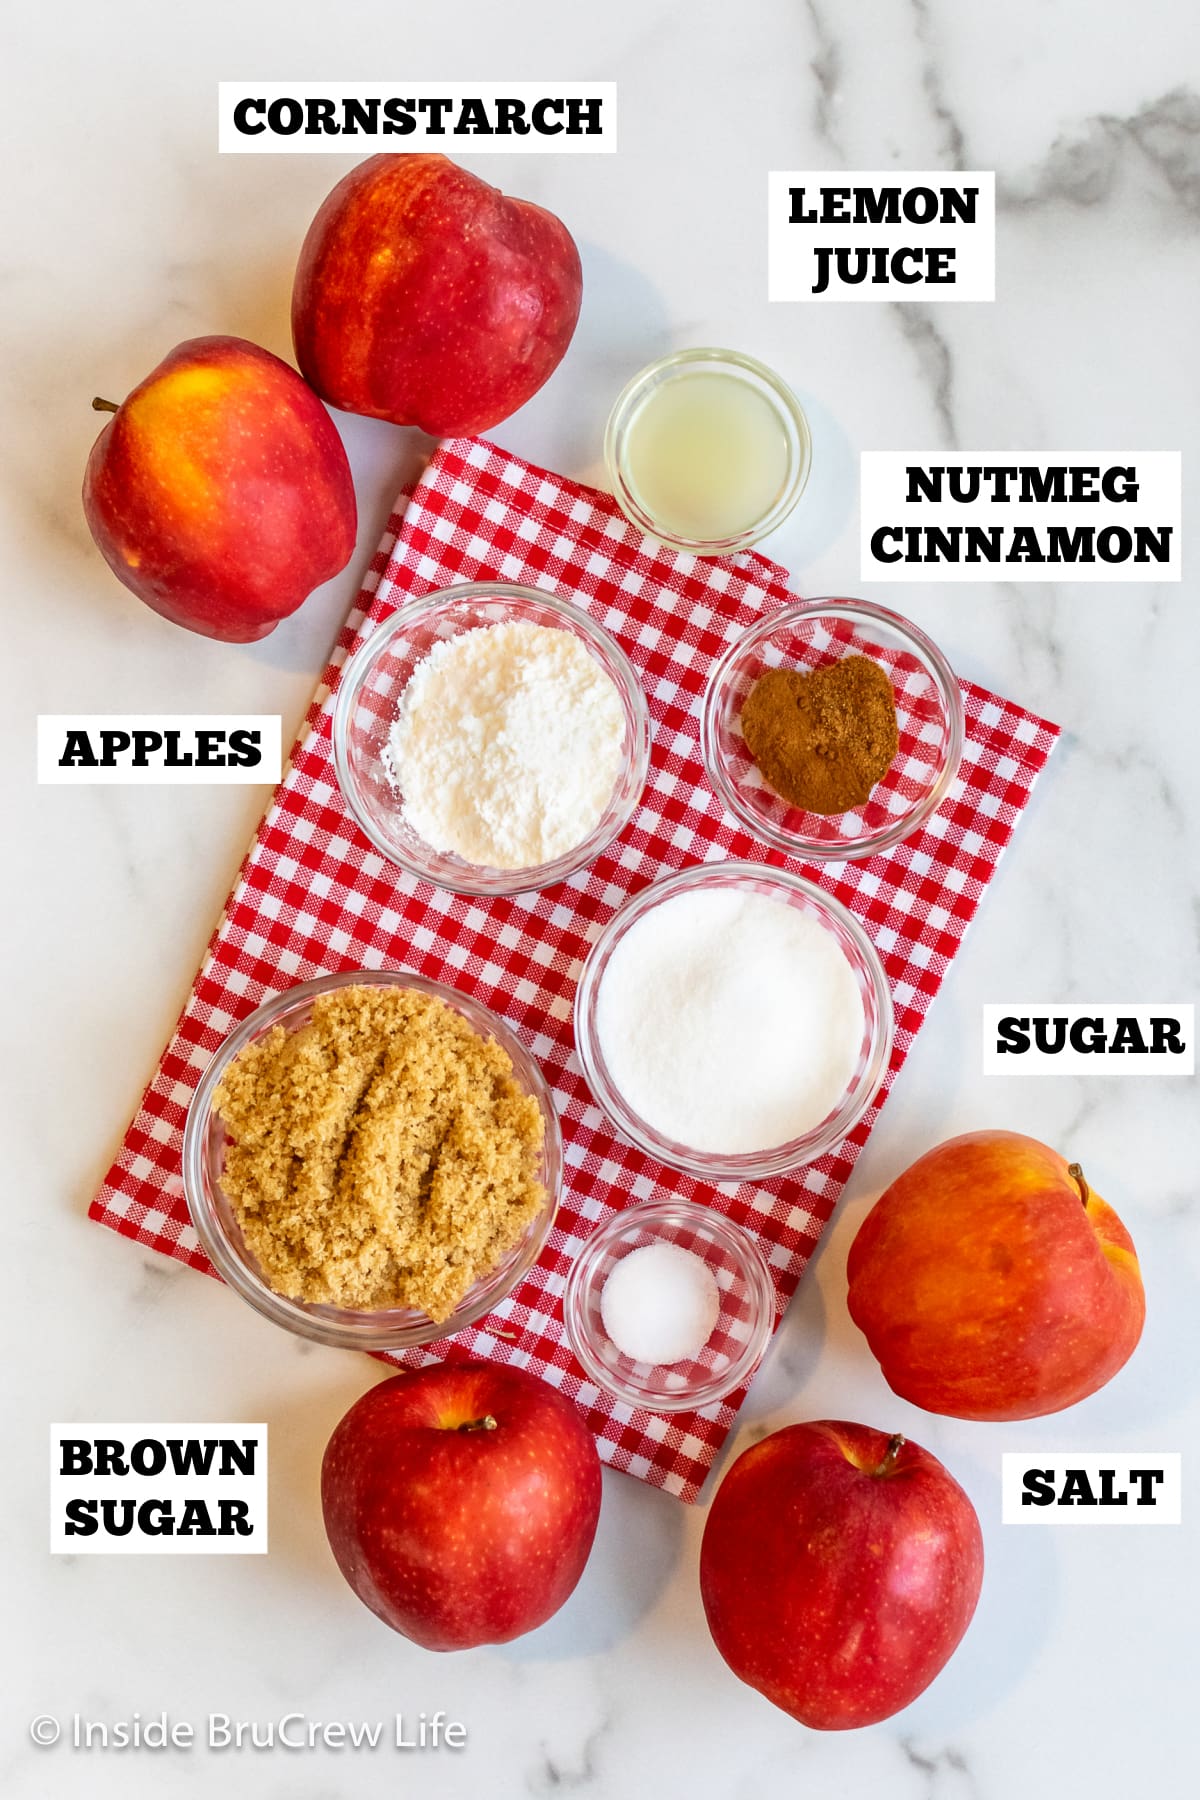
[219, 83, 617, 153]
[50, 1424, 268, 1555]
[37, 715, 282, 785]
[768, 170, 995, 302]
[859, 450, 1182, 582]
[1001, 1453, 1181, 1525]
[983, 1004, 1195, 1076]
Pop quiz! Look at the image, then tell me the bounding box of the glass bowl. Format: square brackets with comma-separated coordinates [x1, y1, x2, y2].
[604, 347, 812, 556]
[702, 597, 964, 860]
[332, 582, 651, 896]
[182, 969, 562, 1351]
[574, 860, 893, 1181]
[562, 1200, 777, 1413]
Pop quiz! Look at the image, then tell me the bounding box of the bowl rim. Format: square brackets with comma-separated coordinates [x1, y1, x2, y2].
[181, 967, 562, 1351]
[330, 581, 652, 897]
[561, 1198, 778, 1413]
[603, 346, 813, 556]
[573, 859, 894, 1180]
[701, 595, 966, 861]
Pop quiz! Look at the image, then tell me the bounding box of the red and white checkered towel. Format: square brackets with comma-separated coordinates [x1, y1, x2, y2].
[91, 437, 1059, 1503]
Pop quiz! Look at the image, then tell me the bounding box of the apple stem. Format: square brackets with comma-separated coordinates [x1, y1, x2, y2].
[92, 397, 119, 413]
[873, 1434, 906, 1478]
[457, 1415, 498, 1434]
[1068, 1162, 1090, 1207]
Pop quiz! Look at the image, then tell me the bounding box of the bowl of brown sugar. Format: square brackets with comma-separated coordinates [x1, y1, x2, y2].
[701, 598, 964, 861]
[182, 970, 561, 1350]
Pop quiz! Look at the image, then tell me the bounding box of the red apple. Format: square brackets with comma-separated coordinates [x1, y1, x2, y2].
[83, 335, 356, 642]
[291, 154, 582, 436]
[700, 1421, 983, 1730]
[846, 1131, 1145, 1421]
[321, 1363, 601, 1650]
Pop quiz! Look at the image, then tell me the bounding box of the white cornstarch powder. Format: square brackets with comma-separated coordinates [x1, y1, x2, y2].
[601, 1242, 721, 1365]
[595, 887, 865, 1155]
[384, 622, 626, 870]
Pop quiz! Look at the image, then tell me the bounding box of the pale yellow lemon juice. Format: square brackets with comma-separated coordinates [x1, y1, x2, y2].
[605, 349, 811, 554]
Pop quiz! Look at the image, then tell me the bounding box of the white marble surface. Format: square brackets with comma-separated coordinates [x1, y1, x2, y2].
[5, 2, 1199, 1795]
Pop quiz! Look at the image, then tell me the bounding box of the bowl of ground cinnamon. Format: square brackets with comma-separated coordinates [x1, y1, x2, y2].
[702, 598, 963, 860]
[182, 970, 561, 1350]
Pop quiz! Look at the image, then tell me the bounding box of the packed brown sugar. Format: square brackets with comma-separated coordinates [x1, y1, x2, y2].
[212, 984, 546, 1320]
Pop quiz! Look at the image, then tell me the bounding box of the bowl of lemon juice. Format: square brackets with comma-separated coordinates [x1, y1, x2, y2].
[604, 347, 811, 557]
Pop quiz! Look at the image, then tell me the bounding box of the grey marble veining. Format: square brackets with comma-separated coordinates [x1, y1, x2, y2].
[889, 304, 960, 443]
[1000, 87, 1200, 213]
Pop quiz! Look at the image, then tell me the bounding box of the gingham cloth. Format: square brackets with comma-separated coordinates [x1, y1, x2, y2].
[90, 437, 1060, 1503]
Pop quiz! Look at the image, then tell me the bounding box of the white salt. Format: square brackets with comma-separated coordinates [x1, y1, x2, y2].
[594, 887, 865, 1155]
[600, 1242, 720, 1365]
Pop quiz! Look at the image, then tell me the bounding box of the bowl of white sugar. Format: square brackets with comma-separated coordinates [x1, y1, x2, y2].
[333, 583, 651, 895]
[562, 1200, 777, 1413]
[574, 861, 893, 1180]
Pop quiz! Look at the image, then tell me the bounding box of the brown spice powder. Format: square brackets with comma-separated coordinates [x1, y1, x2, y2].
[740, 655, 900, 815]
[212, 985, 546, 1321]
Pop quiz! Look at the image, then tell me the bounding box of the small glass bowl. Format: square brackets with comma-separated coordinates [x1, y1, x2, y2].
[562, 1200, 777, 1413]
[702, 597, 964, 861]
[332, 583, 651, 897]
[182, 969, 562, 1351]
[604, 347, 812, 556]
[574, 860, 893, 1181]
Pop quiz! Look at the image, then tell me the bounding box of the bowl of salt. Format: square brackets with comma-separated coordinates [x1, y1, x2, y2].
[562, 1200, 777, 1414]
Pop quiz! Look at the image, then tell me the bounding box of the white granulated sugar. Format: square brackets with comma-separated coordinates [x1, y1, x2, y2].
[601, 1242, 720, 1365]
[385, 621, 626, 870]
[595, 888, 865, 1155]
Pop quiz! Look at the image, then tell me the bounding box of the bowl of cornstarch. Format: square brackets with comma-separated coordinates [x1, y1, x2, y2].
[333, 583, 651, 895]
[562, 1200, 777, 1413]
[574, 861, 893, 1180]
